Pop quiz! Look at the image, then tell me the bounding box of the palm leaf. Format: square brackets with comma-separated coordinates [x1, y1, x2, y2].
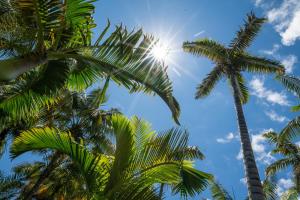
[280, 116, 300, 140]
[276, 75, 300, 98]
[266, 158, 296, 176]
[236, 73, 249, 104]
[183, 39, 227, 63]
[239, 53, 284, 74]
[230, 12, 266, 51]
[55, 26, 180, 123]
[10, 127, 109, 192]
[209, 180, 233, 200]
[195, 65, 223, 99]
[262, 177, 278, 200]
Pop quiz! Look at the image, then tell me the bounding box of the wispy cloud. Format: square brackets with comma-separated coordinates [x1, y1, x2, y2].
[194, 30, 205, 37]
[216, 132, 238, 144]
[255, 0, 300, 46]
[265, 110, 289, 123]
[260, 44, 281, 55]
[249, 77, 290, 106]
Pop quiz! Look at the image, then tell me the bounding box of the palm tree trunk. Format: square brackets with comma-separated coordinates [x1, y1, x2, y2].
[230, 76, 265, 200]
[22, 152, 61, 200]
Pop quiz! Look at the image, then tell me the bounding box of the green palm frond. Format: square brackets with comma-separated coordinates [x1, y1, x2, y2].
[10, 127, 110, 192]
[183, 39, 227, 62]
[195, 65, 223, 99]
[58, 26, 180, 123]
[16, 0, 63, 49]
[104, 115, 134, 192]
[209, 180, 233, 200]
[236, 73, 249, 104]
[280, 116, 300, 140]
[31, 60, 70, 95]
[239, 53, 284, 74]
[276, 75, 300, 98]
[172, 163, 211, 199]
[230, 12, 266, 51]
[0, 73, 60, 120]
[263, 131, 279, 144]
[262, 177, 278, 200]
[280, 188, 298, 200]
[266, 158, 296, 176]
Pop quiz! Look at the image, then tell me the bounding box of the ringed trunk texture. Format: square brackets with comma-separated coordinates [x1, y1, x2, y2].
[231, 77, 265, 200]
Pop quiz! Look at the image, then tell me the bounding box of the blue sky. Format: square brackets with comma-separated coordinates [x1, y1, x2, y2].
[1, 0, 300, 199]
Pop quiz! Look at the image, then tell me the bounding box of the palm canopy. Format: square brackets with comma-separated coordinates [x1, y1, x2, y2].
[183, 12, 284, 102]
[0, 0, 180, 123]
[263, 131, 300, 193]
[8, 115, 212, 199]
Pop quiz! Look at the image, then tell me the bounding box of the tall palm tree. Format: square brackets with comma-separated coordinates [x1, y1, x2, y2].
[0, 0, 180, 123]
[7, 115, 212, 199]
[183, 12, 284, 199]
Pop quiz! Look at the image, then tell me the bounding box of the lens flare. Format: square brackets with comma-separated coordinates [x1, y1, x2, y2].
[150, 42, 170, 63]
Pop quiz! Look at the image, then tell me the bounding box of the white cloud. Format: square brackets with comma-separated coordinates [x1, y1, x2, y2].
[276, 178, 294, 196]
[236, 129, 276, 165]
[216, 132, 238, 144]
[252, 129, 276, 165]
[250, 78, 290, 106]
[281, 55, 298, 73]
[265, 110, 289, 122]
[255, 0, 300, 46]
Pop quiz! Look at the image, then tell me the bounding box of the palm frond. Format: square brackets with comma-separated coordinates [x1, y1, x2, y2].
[239, 54, 284, 74]
[183, 39, 227, 63]
[195, 65, 223, 99]
[280, 188, 298, 200]
[236, 73, 249, 104]
[230, 12, 266, 51]
[209, 180, 233, 200]
[104, 115, 134, 192]
[10, 127, 109, 192]
[266, 158, 296, 176]
[262, 177, 278, 200]
[55, 26, 180, 123]
[280, 116, 300, 140]
[276, 75, 300, 98]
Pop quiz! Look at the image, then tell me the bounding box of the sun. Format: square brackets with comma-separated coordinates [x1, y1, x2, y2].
[150, 41, 170, 63]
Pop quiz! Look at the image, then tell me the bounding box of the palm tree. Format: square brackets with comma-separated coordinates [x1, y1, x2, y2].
[182, 12, 284, 199]
[0, 0, 180, 123]
[264, 131, 300, 193]
[7, 115, 212, 199]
